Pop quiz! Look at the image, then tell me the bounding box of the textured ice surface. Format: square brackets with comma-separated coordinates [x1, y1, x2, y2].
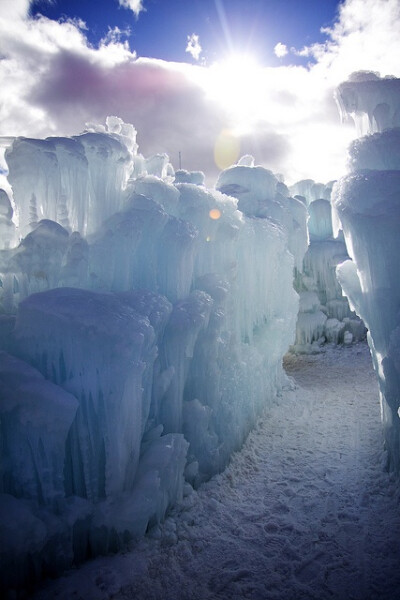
[335, 72, 400, 136]
[289, 172, 366, 354]
[14, 288, 157, 501]
[5, 123, 133, 237]
[173, 169, 205, 185]
[216, 165, 280, 217]
[0, 121, 307, 592]
[0, 189, 16, 249]
[348, 128, 400, 172]
[213, 169, 363, 355]
[295, 310, 327, 347]
[307, 199, 333, 241]
[292, 199, 362, 353]
[0, 351, 78, 507]
[216, 164, 308, 271]
[333, 76, 400, 470]
[289, 179, 334, 205]
[303, 241, 349, 307]
[333, 171, 400, 465]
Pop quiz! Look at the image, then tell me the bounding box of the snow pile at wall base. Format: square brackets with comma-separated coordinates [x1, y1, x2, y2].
[0, 125, 307, 593]
[333, 73, 400, 471]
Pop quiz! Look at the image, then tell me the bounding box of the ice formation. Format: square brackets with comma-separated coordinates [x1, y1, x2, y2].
[0, 189, 16, 250]
[0, 123, 307, 592]
[289, 179, 334, 206]
[287, 181, 365, 354]
[215, 165, 364, 354]
[333, 73, 400, 471]
[215, 164, 308, 271]
[335, 71, 400, 137]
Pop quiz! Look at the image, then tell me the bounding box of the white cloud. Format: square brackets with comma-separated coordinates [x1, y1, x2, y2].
[302, 0, 400, 82]
[100, 25, 131, 46]
[0, 0, 30, 19]
[292, 46, 312, 58]
[118, 0, 145, 18]
[186, 33, 202, 61]
[274, 42, 288, 58]
[0, 0, 399, 185]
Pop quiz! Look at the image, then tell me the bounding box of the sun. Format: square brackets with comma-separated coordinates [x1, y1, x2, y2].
[205, 52, 266, 133]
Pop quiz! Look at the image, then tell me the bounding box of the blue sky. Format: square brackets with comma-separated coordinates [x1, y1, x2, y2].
[1, 0, 400, 184]
[30, 0, 340, 65]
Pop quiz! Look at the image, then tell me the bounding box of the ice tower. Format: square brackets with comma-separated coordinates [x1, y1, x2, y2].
[333, 72, 400, 471]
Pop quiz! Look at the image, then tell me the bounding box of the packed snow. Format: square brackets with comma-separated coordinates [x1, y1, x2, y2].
[31, 343, 400, 600]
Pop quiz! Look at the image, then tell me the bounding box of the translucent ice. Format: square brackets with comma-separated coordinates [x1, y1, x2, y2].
[216, 165, 282, 218]
[215, 164, 308, 270]
[0, 189, 16, 249]
[5, 120, 134, 237]
[295, 310, 327, 346]
[14, 288, 157, 501]
[0, 351, 78, 507]
[289, 179, 334, 206]
[335, 72, 400, 136]
[291, 178, 363, 353]
[307, 199, 333, 241]
[0, 121, 308, 590]
[333, 79, 400, 470]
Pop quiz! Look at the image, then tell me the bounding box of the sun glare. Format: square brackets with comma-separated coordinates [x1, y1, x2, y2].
[206, 52, 266, 133]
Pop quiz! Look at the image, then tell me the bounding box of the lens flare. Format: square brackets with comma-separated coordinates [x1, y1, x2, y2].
[209, 208, 221, 220]
[214, 130, 240, 170]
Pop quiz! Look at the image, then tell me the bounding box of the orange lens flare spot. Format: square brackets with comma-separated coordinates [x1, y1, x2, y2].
[209, 208, 221, 220]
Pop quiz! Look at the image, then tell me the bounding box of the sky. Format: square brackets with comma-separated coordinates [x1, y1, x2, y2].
[0, 0, 400, 184]
[29, 0, 340, 66]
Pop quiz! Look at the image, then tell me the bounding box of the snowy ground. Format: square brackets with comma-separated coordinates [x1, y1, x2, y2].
[33, 342, 400, 600]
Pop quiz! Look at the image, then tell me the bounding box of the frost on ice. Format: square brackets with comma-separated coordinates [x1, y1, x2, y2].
[333, 73, 400, 471]
[0, 120, 308, 591]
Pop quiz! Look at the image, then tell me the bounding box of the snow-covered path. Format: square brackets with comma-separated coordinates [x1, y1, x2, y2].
[34, 343, 400, 600]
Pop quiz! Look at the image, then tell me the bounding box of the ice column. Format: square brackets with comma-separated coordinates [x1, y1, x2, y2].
[333, 73, 400, 470]
[288, 177, 365, 352]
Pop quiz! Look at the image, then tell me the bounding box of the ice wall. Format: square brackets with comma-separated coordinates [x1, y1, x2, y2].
[0, 127, 307, 592]
[333, 74, 400, 471]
